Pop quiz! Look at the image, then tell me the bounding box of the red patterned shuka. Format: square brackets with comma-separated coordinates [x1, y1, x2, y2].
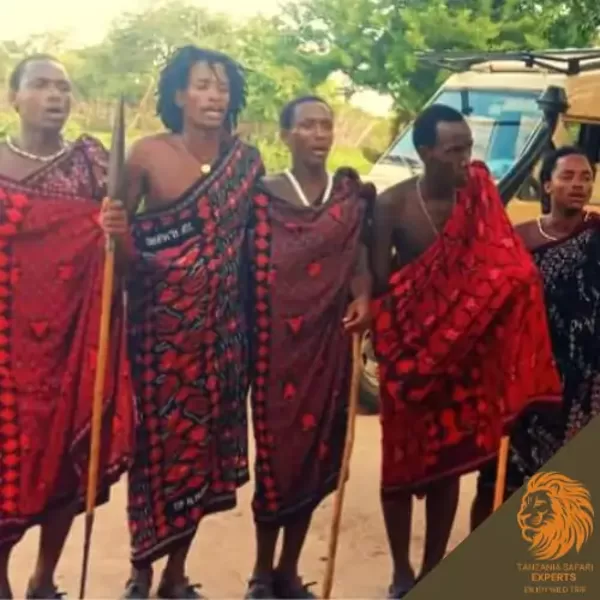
[0, 136, 135, 547]
[126, 138, 264, 565]
[249, 171, 366, 525]
[371, 160, 563, 495]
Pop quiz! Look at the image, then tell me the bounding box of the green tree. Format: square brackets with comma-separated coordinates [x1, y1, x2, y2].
[496, 1, 600, 48]
[279, 0, 599, 120]
[69, 1, 237, 102]
[65, 1, 316, 124]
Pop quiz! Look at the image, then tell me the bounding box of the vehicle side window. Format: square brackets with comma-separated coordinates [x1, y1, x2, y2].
[577, 124, 600, 205]
[516, 174, 541, 202]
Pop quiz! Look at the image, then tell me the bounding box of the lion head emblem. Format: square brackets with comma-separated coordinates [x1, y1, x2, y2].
[517, 471, 594, 560]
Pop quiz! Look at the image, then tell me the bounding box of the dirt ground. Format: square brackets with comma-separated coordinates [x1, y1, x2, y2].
[10, 416, 477, 599]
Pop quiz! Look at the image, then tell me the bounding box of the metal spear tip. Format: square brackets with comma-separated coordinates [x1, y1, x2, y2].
[107, 95, 126, 201]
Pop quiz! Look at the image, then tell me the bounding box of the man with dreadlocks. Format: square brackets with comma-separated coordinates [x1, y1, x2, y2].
[121, 45, 264, 599]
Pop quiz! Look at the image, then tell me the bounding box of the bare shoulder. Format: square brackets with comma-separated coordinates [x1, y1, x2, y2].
[127, 133, 174, 166]
[514, 219, 537, 236]
[514, 219, 538, 249]
[375, 177, 415, 213]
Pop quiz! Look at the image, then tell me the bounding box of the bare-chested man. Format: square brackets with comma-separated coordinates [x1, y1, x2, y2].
[122, 45, 264, 599]
[369, 104, 562, 597]
[0, 54, 133, 599]
[244, 96, 371, 598]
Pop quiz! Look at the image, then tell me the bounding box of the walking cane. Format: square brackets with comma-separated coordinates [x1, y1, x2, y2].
[78, 96, 125, 600]
[322, 332, 363, 599]
[493, 435, 510, 511]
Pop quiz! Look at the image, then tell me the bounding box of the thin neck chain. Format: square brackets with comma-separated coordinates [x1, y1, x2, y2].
[6, 136, 67, 163]
[284, 169, 333, 207]
[537, 212, 589, 242]
[416, 176, 456, 236]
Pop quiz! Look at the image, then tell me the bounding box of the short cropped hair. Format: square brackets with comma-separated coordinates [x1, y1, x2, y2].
[539, 145, 595, 213]
[9, 53, 59, 92]
[156, 45, 247, 133]
[412, 103, 465, 149]
[279, 95, 331, 130]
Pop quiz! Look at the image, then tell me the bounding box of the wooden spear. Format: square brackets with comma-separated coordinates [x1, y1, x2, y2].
[78, 95, 125, 600]
[493, 435, 510, 511]
[321, 333, 363, 599]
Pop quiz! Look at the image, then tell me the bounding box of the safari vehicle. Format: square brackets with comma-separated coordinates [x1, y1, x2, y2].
[360, 48, 600, 412]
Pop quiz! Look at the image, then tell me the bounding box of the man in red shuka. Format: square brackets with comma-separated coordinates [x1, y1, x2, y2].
[0, 54, 134, 599]
[370, 104, 562, 598]
[122, 46, 264, 599]
[245, 96, 372, 598]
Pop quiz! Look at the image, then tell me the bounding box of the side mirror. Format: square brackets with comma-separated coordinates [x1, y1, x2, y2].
[537, 86, 569, 129]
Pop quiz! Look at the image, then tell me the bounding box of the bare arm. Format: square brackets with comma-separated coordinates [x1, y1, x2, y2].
[108, 139, 150, 273]
[350, 243, 372, 300]
[514, 221, 539, 252]
[123, 139, 150, 217]
[370, 189, 396, 296]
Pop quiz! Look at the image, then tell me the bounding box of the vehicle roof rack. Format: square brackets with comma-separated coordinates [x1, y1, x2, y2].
[417, 48, 600, 75]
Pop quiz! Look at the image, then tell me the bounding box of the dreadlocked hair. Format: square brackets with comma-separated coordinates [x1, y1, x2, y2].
[156, 45, 247, 134]
[539, 145, 593, 214]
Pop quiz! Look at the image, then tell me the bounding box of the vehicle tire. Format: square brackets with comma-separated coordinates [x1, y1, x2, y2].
[358, 331, 380, 414]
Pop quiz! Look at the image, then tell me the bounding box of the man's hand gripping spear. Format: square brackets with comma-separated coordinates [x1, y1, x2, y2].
[78, 96, 126, 600]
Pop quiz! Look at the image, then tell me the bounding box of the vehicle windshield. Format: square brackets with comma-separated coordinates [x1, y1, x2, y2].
[381, 88, 543, 180]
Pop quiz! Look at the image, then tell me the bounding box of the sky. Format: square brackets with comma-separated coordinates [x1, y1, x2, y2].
[2, 0, 392, 116]
[2, 0, 282, 45]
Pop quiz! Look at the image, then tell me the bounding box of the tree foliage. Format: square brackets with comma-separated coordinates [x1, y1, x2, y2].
[1, 1, 321, 124]
[1, 0, 599, 126]
[279, 0, 600, 117]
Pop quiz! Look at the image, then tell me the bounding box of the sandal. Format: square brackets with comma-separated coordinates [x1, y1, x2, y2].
[243, 574, 275, 599]
[272, 573, 316, 599]
[121, 579, 151, 600]
[387, 580, 417, 599]
[25, 583, 65, 599]
[157, 578, 204, 599]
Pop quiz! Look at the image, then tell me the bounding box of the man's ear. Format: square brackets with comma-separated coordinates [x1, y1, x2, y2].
[280, 128, 291, 149]
[8, 90, 18, 113]
[415, 144, 429, 163]
[174, 89, 185, 109]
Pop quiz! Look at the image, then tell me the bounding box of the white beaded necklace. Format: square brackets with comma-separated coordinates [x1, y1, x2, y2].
[284, 169, 333, 207]
[6, 136, 68, 163]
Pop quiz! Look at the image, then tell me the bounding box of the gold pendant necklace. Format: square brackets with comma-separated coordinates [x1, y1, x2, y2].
[179, 137, 213, 176]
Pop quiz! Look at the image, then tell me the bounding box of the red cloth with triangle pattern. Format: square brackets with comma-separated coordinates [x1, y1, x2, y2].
[371, 161, 562, 494]
[249, 171, 366, 524]
[0, 137, 134, 547]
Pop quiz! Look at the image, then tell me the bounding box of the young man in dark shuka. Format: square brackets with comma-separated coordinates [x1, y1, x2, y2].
[245, 95, 372, 598]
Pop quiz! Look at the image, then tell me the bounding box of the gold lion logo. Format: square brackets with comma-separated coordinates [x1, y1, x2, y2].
[517, 471, 594, 560]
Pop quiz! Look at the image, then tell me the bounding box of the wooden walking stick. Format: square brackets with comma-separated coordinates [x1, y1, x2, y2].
[78, 96, 126, 600]
[322, 332, 363, 599]
[493, 435, 510, 511]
